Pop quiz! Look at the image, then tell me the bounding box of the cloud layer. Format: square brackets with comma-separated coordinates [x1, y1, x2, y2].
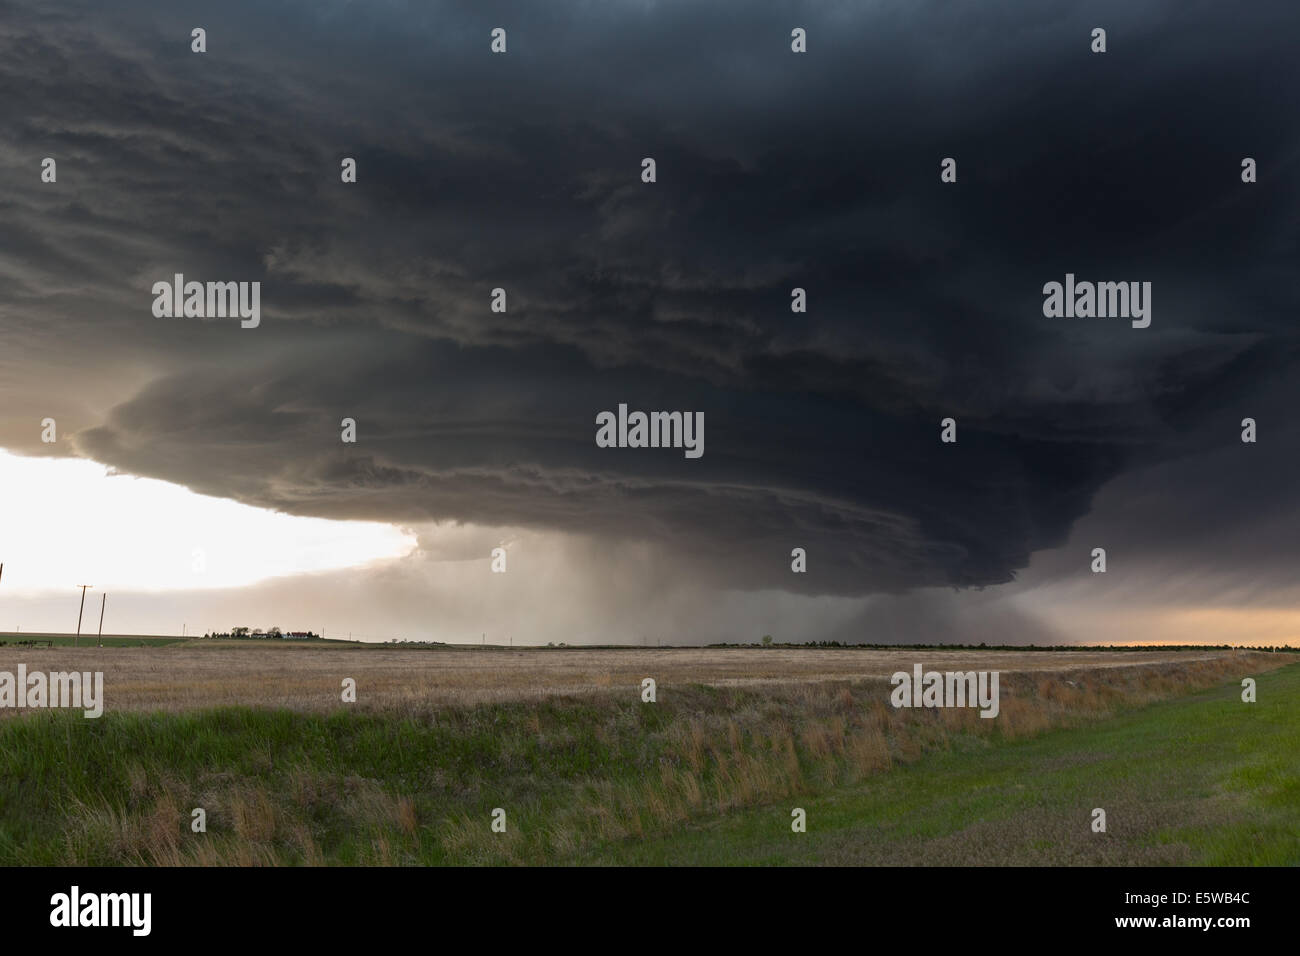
[2, 0, 1298, 639]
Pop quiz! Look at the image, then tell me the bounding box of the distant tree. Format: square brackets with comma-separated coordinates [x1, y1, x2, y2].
[231, 626, 250, 638]
[761, 635, 774, 647]
[268, 626, 282, 638]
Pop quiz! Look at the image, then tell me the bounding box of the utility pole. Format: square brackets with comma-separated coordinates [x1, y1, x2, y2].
[98, 593, 106, 637]
[75, 585, 93, 647]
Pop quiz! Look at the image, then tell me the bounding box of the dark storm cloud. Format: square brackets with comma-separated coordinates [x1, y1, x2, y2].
[4, 0, 1299, 598]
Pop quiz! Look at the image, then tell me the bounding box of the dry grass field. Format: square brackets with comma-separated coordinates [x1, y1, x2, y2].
[0, 643, 1251, 715]
[1, 644, 1294, 865]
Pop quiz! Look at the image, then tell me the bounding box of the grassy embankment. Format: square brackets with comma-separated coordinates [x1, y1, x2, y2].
[0, 652, 1293, 865]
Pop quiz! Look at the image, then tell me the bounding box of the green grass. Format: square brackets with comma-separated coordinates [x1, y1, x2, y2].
[0, 658, 1293, 865]
[0, 695, 683, 865]
[0, 634, 188, 647]
[592, 663, 1300, 865]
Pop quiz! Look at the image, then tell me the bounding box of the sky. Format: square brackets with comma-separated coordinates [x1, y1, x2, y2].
[1, 0, 1298, 644]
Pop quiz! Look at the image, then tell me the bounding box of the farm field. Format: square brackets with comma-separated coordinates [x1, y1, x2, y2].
[0, 633, 188, 648]
[0, 645, 1293, 865]
[0, 644, 1258, 713]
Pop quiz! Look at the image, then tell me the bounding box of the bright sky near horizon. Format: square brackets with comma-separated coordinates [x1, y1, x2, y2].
[0, 449, 417, 594]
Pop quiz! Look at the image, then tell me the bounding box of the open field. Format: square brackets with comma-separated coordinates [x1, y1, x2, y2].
[0, 646, 1293, 865]
[0, 633, 189, 648]
[0, 644, 1266, 714]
